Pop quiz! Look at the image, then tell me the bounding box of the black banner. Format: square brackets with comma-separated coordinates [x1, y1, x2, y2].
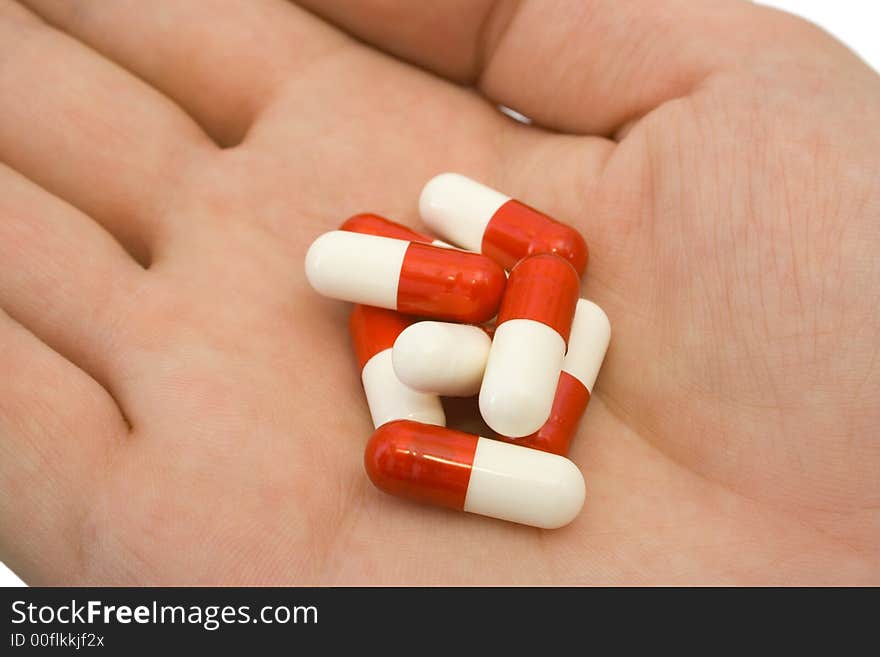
[0, 587, 875, 651]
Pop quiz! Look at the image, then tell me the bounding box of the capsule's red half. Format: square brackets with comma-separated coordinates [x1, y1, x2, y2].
[483, 200, 588, 275]
[396, 242, 506, 323]
[305, 230, 506, 323]
[496, 253, 580, 343]
[365, 420, 477, 510]
[341, 213, 435, 243]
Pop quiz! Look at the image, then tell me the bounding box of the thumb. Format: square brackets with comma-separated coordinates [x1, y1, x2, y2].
[295, 0, 860, 135]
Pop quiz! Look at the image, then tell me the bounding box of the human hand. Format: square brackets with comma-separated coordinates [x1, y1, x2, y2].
[1, 0, 877, 584]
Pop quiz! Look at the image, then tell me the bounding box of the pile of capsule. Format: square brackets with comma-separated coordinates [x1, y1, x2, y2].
[305, 173, 610, 529]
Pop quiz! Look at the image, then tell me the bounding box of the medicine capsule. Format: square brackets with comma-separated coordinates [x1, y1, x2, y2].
[364, 420, 585, 529]
[306, 230, 505, 323]
[479, 254, 580, 437]
[350, 305, 445, 429]
[340, 213, 443, 245]
[501, 299, 611, 454]
[392, 321, 492, 397]
[419, 173, 588, 275]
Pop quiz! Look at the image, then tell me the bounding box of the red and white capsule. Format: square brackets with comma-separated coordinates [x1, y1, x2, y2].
[392, 321, 492, 397]
[340, 213, 450, 247]
[306, 230, 505, 323]
[479, 254, 580, 437]
[502, 299, 610, 455]
[365, 420, 585, 529]
[419, 173, 588, 274]
[350, 305, 445, 429]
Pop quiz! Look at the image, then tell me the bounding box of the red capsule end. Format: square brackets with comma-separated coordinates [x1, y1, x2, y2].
[397, 242, 506, 324]
[482, 200, 588, 275]
[340, 213, 434, 243]
[364, 420, 478, 511]
[500, 372, 591, 455]
[349, 305, 414, 371]
[497, 253, 580, 343]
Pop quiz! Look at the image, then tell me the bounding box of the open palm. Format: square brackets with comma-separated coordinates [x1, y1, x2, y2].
[1, 0, 878, 584]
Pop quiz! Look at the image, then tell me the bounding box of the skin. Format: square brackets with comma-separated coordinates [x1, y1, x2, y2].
[0, 0, 877, 585]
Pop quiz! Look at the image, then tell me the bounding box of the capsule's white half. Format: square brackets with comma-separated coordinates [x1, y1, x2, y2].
[464, 437, 585, 529]
[563, 299, 611, 392]
[361, 349, 445, 429]
[304, 231, 409, 309]
[392, 322, 491, 397]
[429, 238, 490, 258]
[419, 173, 509, 251]
[430, 238, 456, 249]
[479, 319, 566, 437]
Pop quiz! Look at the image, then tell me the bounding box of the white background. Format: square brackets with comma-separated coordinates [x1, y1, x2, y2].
[1, 1, 878, 587]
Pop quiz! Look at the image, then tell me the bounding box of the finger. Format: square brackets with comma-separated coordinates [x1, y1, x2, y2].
[295, 0, 830, 134]
[295, 0, 491, 82]
[0, 164, 145, 402]
[0, 2, 215, 262]
[20, 0, 350, 146]
[0, 310, 128, 584]
[22, 0, 612, 241]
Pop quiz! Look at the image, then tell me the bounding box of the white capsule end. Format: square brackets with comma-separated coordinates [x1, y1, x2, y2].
[418, 173, 509, 251]
[361, 349, 446, 429]
[479, 319, 566, 437]
[464, 437, 586, 529]
[304, 231, 408, 309]
[563, 299, 611, 392]
[392, 322, 491, 397]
